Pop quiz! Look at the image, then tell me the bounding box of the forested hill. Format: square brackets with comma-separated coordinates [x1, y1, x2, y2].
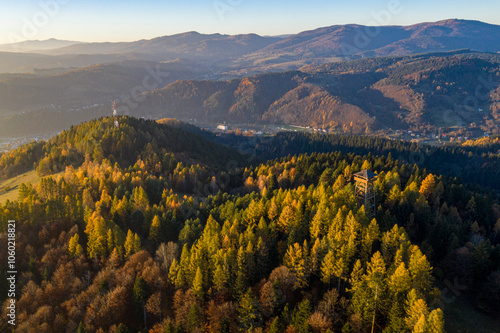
[254, 132, 500, 192]
[0, 116, 243, 180]
[2, 51, 500, 138]
[134, 51, 500, 133]
[0, 116, 499, 332]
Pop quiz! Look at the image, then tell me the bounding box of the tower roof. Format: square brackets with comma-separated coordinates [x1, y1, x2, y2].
[354, 170, 377, 180]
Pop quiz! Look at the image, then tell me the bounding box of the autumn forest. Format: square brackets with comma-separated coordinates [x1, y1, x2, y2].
[0, 117, 498, 332]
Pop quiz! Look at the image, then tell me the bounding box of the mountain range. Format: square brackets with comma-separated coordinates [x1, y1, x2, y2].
[1, 19, 500, 139]
[1, 19, 500, 74]
[2, 50, 499, 138]
[0, 38, 80, 53]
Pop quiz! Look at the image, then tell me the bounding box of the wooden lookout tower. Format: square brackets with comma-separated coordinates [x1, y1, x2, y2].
[354, 170, 377, 217]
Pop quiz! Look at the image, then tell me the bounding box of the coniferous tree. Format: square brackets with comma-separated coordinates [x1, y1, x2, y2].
[419, 174, 436, 199]
[192, 266, 204, 301]
[238, 289, 262, 332]
[132, 276, 150, 328]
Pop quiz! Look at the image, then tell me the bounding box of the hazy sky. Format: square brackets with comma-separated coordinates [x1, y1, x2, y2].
[1, 0, 499, 44]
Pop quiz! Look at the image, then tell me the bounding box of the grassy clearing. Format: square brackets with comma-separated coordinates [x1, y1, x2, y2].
[443, 295, 500, 333]
[0, 170, 40, 203]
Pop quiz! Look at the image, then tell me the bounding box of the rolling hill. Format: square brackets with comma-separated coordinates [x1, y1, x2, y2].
[250, 19, 500, 60]
[3, 19, 500, 74]
[45, 32, 282, 61]
[131, 51, 500, 133]
[0, 116, 499, 332]
[43, 19, 500, 72]
[1, 51, 500, 138]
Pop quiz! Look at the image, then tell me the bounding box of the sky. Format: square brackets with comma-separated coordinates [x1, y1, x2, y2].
[0, 0, 499, 44]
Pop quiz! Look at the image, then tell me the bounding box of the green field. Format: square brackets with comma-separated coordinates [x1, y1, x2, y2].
[0, 170, 41, 203]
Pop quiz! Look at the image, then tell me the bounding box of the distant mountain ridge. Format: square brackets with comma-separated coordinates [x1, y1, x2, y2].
[0, 38, 81, 53]
[1, 51, 500, 137]
[44, 32, 282, 60]
[1, 19, 500, 73]
[248, 19, 500, 62]
[132, 51, 500, 133]
[43, 19, 500, 60]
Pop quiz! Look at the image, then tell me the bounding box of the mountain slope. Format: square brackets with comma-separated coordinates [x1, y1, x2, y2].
[250, 19, 500, 60]
[0, 116, 242, 181]
[1, 51, 499, 138]
[2, 20, 500, 75]
[130, 51, 500, 133]
[46, 32, 282, 60]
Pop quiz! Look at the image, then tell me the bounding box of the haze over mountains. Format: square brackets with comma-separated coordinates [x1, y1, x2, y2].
[1, 19, 500, 140]
[1, 19, 500, 74]
[0, 38, 81, 53]
[39, 19, 500, 58]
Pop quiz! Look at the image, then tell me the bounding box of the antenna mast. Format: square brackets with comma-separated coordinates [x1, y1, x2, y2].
[113, 101, 119, 128]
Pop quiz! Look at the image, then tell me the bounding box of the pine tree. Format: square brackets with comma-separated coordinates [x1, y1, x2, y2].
[367, 251, 386, 289]
[408, 248, 433, 297]
[389, 262, 412, 296]
[284, 242, 308, 288]
[309, 238, 323, 275]
[310, 204, 329, 240]
[213, 260, 227, 292]
[278, 205, 294, 233]
[149, 215, 161, 244]
[427, 308, 445, 333]
[419, 174, 436, 199]
[413, 314, 427, 333]
[386, 184, 401, 208]
[124, 229, 135, 258]
[268, 199, 279, 222]
[405, 297, 429, 332]
[85, 212, 108, 258]
[132, 276, 150, 327]
[256, 237, 270, 279]
[187, 303, 202, 332]
[268, 317, 282, 333]
[291, 299, 312, 333]
[109, 247, 121, 267]
[321, 250, 335, 285]
[77, 322, 87, 333]
[107, 229, 114, 254]
[361, 219, 380, 261]
[133, 233, 141, 253]
[192, 266, 204, 301]
[68, 233, 83, 258]
[132, 186, 149, 212]
[238, 288, 262, 332]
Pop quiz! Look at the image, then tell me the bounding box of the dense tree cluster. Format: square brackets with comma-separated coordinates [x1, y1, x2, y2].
[0, 120, 498, 332]
[254, 132, 500, 192]
[0, 117, 240, 181]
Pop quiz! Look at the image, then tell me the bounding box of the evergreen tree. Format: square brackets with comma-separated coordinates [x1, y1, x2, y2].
[238, 288, 262, 332]
[291, 299, 313, 333]
[149, 215, 161, 245]
[269, 317, 282, 333]
[419, 174, 436, 199]
[124, 229, 135, 258]
[132, 276, 150, 327]
[321, 250, 336, 285]
[187, 303, 202, 332]
[427, 309, 445, 333]
[68, 233, 83, 258]
[192, 266, 204, 301]
[77, 322, 87, 333]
